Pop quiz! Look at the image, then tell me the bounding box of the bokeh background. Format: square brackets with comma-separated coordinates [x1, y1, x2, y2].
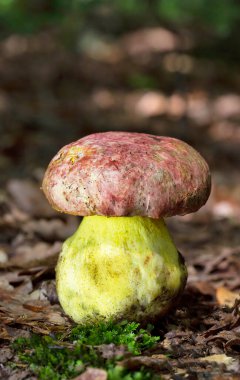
[1, 4, 240, 373]
[1, 0, 240, 222]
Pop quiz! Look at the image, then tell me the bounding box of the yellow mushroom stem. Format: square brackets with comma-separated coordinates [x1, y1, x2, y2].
[56, 215, 187, 324]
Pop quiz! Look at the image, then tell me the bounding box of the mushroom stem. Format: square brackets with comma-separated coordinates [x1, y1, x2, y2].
[56, 215, 187, 324]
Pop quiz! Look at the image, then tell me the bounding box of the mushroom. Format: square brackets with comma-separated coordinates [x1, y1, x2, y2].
[42, 132, 211, 324]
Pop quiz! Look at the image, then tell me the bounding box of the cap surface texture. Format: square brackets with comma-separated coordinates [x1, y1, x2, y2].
[42, 132, 211, 218]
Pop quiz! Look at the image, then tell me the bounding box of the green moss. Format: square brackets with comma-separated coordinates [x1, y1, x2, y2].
[12, 321, 160, 380]
[107, 365, 157, 380]
[70, 320, 159, 355]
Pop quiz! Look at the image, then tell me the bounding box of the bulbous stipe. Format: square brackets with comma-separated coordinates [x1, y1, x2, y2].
[56, 216, 187, 324]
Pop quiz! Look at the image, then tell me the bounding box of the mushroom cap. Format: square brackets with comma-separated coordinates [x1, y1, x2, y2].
[42, 132, 211, 218]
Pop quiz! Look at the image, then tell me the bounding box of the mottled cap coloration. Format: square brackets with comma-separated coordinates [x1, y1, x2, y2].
[42, 132, 211, 218]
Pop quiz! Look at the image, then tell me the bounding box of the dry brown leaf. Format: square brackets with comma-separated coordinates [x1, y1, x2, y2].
[199, 354, 240, 373]
[0, 325, 12, 340]
[151, 354, 169, 360]
[46, 311, 66, 325]
[30, 280, 58, 304]
[7, 179, 57, 218]
[23, 301, 48, 312]
[0, 249, 8, 263]
[216, 287, 240, 307]
[0, 287, 15, 301]
[0, 295, 69, 338]
[225, 337, 240, 351]
[119, 355, 170, 371]
[97, 343, 128, 359]
[9, 241, 62, 268]
[0, 347, 13, 363]
[72, 368, 107, 380]
[188, 281, 216, 296]
[199, 354, 234, 365]
[23, 217, 78, 241]
[0, 324, 30, 341]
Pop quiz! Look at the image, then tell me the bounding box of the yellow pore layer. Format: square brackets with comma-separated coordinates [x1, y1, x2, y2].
[56, 215, 187, 324]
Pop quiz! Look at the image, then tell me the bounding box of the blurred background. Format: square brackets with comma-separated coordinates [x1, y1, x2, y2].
[0, 0, 240, 222]
[1, 0, 240, 342]
[1, 3, 240, 368]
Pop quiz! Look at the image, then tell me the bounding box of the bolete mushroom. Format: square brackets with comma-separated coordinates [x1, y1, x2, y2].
[42, 132, 211, 324]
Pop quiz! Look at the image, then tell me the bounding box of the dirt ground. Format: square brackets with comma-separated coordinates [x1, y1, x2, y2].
[0, 27, 240, 379]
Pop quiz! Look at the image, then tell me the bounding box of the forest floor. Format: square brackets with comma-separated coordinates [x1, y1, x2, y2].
[0, 27, 240, 379]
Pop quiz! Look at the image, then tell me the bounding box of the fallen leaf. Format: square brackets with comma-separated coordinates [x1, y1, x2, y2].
[0, 347, 13, 363]
[0, 295, 69, 338]
[225, 337, 240, 351]
[97, 343, 128, 359]
[6, 369, 37, 380]
[30, 280, 58, 304]
[7, 179, 57, 218]
[23, 301, 48, 312]
[0, 324, 30, 340]
[199, 354, 234, 365]
[0, 278, 14, 292]
[9, 241, 62, 268]
[189, 281, 216, 297]
[47, 311, 66, 325]
[151, 354, 169, 360]
[0, 249, 8, 263]
[23, 217, 78, 241]
[216, 287, 240, 308]
[72, 368, 107, 380]
[119, 355, 170, 371]
[199, 354, 240, 373]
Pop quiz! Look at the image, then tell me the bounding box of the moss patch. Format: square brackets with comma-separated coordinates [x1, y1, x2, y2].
[12, 321, 160, 380]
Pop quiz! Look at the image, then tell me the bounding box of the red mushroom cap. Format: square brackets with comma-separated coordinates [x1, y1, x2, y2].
[42, 132, 211, 218]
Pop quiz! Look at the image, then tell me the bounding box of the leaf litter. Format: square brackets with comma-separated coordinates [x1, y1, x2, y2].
[1, 9, 240, 377]
[0, 178, 240, 379]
